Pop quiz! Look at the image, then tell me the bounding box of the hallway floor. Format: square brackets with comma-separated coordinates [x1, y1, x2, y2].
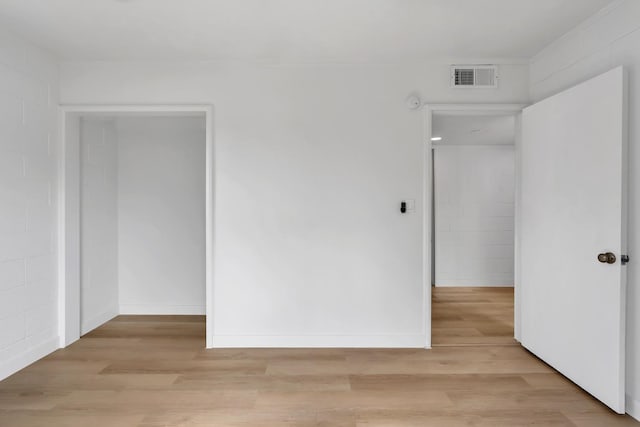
[432, 286, 516, 347]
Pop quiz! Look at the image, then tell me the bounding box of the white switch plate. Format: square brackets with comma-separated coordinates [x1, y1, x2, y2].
[403, 199, 415, 212]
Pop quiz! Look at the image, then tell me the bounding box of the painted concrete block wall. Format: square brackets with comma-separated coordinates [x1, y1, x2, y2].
[529, 0, 640, 417]
[434, 146, 515, 287]
[79, 118, 119, 334]
[59, 61, 529, 346]
[0, 28, 59, 380]
[116, 116, 206, 315]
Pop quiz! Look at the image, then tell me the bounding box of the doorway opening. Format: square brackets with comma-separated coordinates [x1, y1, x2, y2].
[59, 106, 214, 349]
[427, 107, 521, 347]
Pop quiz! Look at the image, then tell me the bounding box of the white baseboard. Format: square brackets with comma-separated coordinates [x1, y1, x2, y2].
[211, 334, 426, 348]
[119, 304, 205, 315]
[0, 336, 59, 381]
[627, 394, 640, 421]
[81, 306, 119, 335]
[435, 282, 514, 287]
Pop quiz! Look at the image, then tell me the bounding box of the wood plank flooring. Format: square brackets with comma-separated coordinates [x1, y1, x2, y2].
[432, 287, 516, 347]
[0, 302, 638, 426]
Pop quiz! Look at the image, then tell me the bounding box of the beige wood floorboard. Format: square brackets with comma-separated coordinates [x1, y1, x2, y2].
[0, 291, 637, 426]
[432, 286, 517, 347]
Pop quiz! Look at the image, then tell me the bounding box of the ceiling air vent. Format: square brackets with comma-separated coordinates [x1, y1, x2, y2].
[451, 65, 498, 88]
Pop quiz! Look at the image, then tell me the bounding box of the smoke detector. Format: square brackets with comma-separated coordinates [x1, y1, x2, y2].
[406, 93, 422, 110]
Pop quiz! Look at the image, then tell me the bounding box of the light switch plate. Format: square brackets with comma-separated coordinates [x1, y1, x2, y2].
[403, 199, 416, 212]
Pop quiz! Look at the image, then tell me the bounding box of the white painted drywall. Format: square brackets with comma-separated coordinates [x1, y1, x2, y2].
[529, 0, 640, 418]
[432, 115, 516, 146]
[0, 28, 59, 380]
[58, 61, 529, 346]
[79, 118, 119, 334]
[116, 116, 206, 315]
[434, 145, 515, 287]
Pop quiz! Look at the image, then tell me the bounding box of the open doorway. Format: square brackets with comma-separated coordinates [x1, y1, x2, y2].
[59, 106, 214, 349]
[79, 114, 206, 336]
[429, 109, 520, 347]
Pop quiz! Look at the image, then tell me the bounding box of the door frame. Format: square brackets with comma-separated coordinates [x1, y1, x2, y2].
[422, 103, 526, 348]
[57, 104, 215, 349]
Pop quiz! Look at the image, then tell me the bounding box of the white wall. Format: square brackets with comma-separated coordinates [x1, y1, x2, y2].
[59, 61, 529, 346]
[432, 115, 516, 146]
[116, 116, 206, 315]
[434, 146, 515, 287]
[0, 29, 59, 380]
[529, 0, 640, 417]
[79, 118, 119, 334]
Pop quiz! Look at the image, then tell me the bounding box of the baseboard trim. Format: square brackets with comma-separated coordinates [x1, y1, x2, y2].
[81, 306, 119, 335]
[435, 283, 514, 287]
[0, 336, 59, 381]
[627, 394, 640, 421]
[211, 334, 426, 348]
[119, 304, 205, 315]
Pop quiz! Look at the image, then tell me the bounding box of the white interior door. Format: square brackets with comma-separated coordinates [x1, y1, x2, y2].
[520, 66, 628, 413]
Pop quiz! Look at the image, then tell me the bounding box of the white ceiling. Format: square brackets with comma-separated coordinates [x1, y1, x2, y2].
[0, 0, 615, 61]
[432, 114, 516, 146]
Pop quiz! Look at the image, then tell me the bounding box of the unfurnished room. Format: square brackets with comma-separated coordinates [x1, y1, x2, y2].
[0, 1, 639, 426]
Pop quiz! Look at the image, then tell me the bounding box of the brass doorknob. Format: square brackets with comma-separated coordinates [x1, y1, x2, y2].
[597, 252, 616, 264]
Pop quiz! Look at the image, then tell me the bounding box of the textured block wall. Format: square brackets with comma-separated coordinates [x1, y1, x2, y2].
[0, 29, 59, 378]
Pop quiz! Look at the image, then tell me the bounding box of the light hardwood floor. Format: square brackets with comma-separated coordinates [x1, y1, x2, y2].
[0, 298, 638, 426]
[432, 287, 516, 347]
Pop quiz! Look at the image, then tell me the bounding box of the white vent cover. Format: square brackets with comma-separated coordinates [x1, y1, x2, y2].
[451, 65, 498, 88]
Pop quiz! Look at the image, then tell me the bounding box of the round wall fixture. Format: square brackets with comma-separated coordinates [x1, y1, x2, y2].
[406, 93, 422, 110]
